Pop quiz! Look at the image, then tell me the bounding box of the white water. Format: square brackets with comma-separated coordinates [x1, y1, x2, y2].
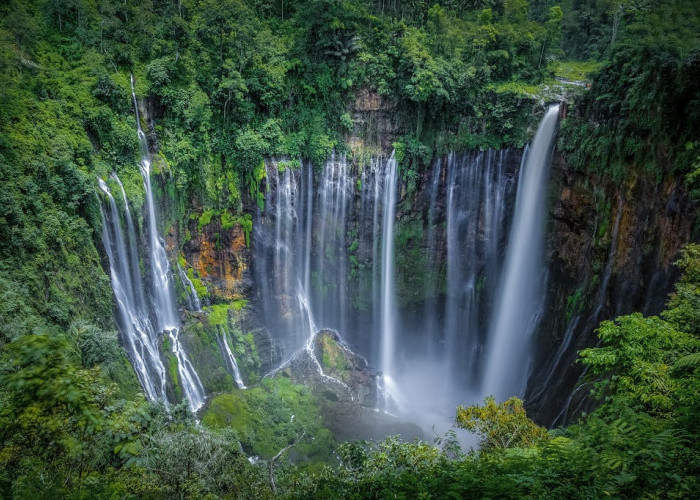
[378, 152, 398, 407]
[177, 262, 202, 312]
[442, 150, 512, 389]
[252, 117, 560, 429]
[220, 333, 247, 389]
[130, 74, 205, 412]
[112, 173, 147, 310]
[482, 104, 560, 402]
[98, 179, 167, 401]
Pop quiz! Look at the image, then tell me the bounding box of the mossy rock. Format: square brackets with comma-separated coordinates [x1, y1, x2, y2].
[202, 377, 333, 463]
[319, 333, 350, 373]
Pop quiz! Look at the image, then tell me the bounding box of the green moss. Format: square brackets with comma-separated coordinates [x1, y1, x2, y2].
[177, 317, 237, 394]
[208, 304, 232, 326]
[203, 377, 333, 462]
[234, 331, 261, 384]
[553, 60, 601, 81]
[185, 267, 209, 298]
[161, 328, 181, 399]
[203, 391, 255, 430]
[566, 288, 586, 322]
[198, 209, 217, 230]
[395, 220, 432, 307]
[235, 214, 253, 247]
[232, 299, 248, 311]
[167, 354, 181, 400]
[319, 334, 349, 373]
[277, 159, 301, 172]
[220, 210, 235, 230]
[488, 80, 540, 97]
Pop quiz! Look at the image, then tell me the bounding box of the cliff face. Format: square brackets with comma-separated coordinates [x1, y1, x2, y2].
[526, 154, 695, 426]
[181, 217, 251, 302]
[158, 147, 695, 426]
[144, 86, 695, 424]
[349, 87, 401, 154]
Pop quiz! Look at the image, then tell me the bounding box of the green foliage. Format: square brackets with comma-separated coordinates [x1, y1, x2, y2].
[320, 334, 349, 372]
[558, 0, 700, 181]
[203, 377, 333, 462]
[554, 60, 601, 81]
[198, 209, 217, 230]
[1, 0, 698, 497]
[208, 304, 234, 327]
[580, 313, 698, 414]
[663, 244, 700, 336]
[456, 396, 549, 450]
[566, 288, 585, 322]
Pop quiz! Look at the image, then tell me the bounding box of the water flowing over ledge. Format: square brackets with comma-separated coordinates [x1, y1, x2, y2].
[99, 101, 560, 425]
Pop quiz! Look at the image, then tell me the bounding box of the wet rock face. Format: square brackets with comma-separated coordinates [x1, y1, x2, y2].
[526, 154, 695, 427]
[182, 217, 252, 302]
[314, 329, 379, 406]
[350, 87, 401, 154]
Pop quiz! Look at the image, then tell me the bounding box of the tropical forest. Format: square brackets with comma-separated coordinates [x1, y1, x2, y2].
[0, 0, 699, 497]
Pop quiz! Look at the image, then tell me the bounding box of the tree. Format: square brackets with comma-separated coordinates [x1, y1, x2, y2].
[663, 243, 700, 337]
[580, 313, 699, 415]
[456, 396, 548, 450]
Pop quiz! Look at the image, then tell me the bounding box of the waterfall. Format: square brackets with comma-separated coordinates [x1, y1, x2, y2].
[251, 137, 560, 422]
[98, 179, 167, 401]
[130, 74, 205, 412]
[219, 333, 246, 389]
[112, 173, 147, 311]
[421, 158, 443, 358]
[177, 263, 202, 312]
[442, 150, 512, 389]
[102, 79, 561, 425]
[254, 154, 397, 364]
[371, 157, 383, 363]
[482, 104, 560, 402]
[315, 153, 353, 333]
[378, 153, 398, 404]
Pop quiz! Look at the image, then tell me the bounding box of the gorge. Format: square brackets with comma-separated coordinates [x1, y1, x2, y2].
[98, 94, 566, 433]
[1, 0, 698, 497]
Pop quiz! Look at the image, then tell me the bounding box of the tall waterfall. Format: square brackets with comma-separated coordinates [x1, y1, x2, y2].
[482, 104, 560, 402]
[98, 179, 167, 401]
[253, 150, 519, 411]
[253, 154, 397, 362]
[251, 106, 559, 423]
[442, 150, 512, 389]
[126, 75, 204, 411]
[378, 153, 399, 405]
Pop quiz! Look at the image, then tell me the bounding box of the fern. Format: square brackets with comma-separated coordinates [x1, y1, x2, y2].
[673, 352, 700, 370]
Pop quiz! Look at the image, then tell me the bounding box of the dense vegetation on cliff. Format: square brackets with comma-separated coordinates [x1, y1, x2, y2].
[1, 0, 699, 497]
